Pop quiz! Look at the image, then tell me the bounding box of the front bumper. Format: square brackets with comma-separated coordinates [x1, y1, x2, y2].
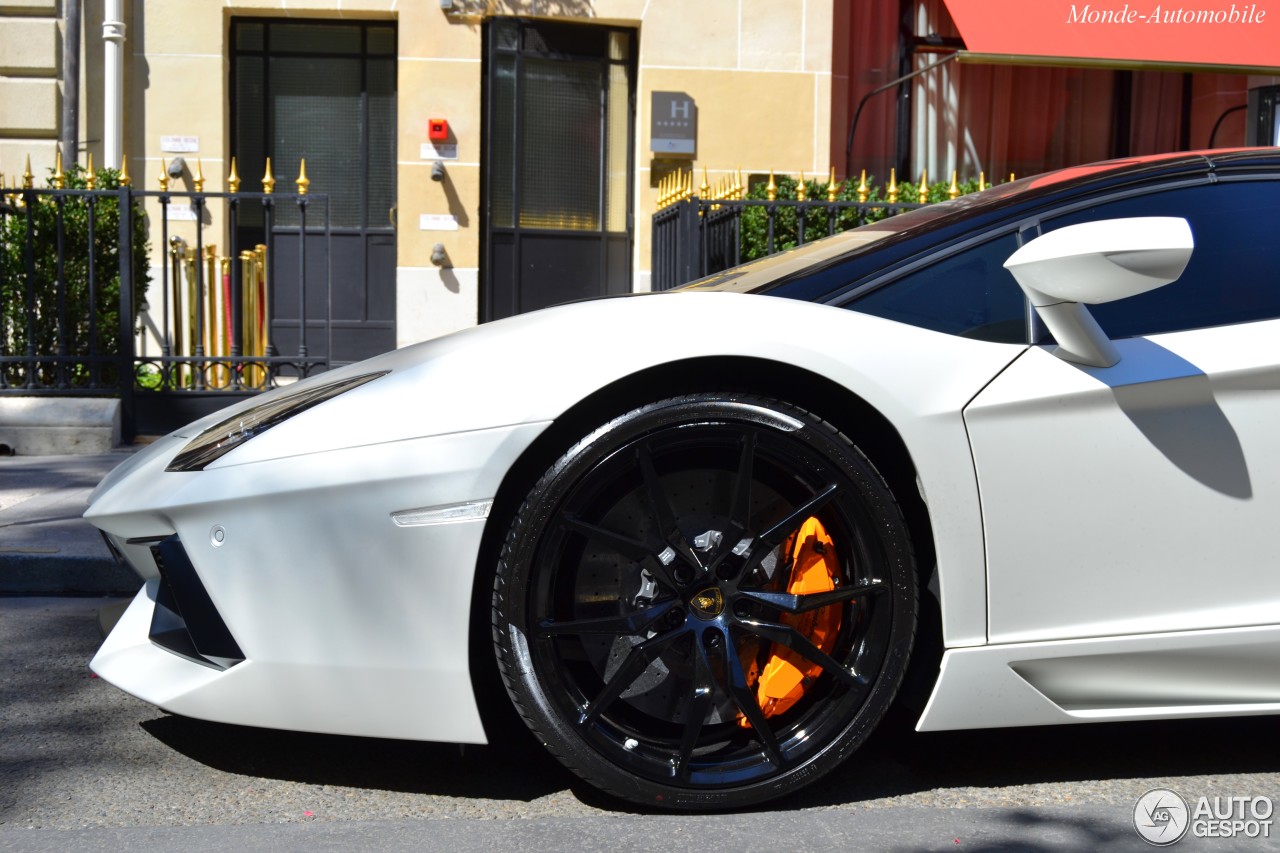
[88, 421, 550, 744]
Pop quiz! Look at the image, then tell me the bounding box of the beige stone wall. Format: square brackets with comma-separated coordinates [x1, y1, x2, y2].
[398, 5, 483, 344]
[629, 0, 834, 289]
[0, 0, 60, 184]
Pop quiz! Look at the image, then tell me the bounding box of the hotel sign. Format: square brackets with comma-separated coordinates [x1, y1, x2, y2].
[651, 91, 697, 156]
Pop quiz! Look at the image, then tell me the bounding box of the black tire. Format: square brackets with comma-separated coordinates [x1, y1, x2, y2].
[492, 394, 916, 809]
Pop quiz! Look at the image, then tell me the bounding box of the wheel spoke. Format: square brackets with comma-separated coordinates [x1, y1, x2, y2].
[757, 483, 840, 548]
[738, 618, 867, 688]
[579, 630, 685, 728]
[719, 629, 784, 767]
[738, 580, 884, 614]
[729, 432, 756, 529]
[637, 442, 703, 571]
[561, 514, 653, 562]
[537, 598, 678, 638]
[561, 514, 681, 591]
[673, 634, 716, 781]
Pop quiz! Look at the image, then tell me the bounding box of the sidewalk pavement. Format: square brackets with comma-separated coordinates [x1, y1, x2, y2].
[0, 446, 143, 595]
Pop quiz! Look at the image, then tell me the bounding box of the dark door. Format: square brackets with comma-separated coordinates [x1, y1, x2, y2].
[483, 19, 635, 321]
[232, 19, 397, 366]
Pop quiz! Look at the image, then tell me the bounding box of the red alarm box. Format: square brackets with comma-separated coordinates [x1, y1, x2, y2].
[428, 119, 449, 141]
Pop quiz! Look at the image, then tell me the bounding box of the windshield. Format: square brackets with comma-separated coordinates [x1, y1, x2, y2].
[671, 161, 1177, 298]
[676, 189, 1008, 295]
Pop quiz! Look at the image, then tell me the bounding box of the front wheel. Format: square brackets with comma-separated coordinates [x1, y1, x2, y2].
[492, 394, 916, 809]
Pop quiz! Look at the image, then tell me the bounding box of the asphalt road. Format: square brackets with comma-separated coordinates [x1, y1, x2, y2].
[3, 596, 1279, 851]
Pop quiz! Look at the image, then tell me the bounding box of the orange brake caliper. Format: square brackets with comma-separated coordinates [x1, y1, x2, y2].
[742, 516, 842, 723]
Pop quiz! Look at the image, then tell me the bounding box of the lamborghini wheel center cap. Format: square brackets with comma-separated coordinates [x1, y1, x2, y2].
[690, 587, 725, 619]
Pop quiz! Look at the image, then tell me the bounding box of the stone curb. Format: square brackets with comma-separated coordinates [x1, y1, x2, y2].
[0, 448, 142, 595]
[0, 552, 141, 595]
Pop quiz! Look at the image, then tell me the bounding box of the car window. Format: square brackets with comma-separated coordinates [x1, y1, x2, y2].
[1042, 180, 1280, 338]
[845, 233, 1029, 344]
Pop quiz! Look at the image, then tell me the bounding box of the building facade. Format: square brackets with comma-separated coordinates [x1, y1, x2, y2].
[2, 0, 1275, 362]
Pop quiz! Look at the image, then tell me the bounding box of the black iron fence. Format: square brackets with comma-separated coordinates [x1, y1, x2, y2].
[1, 169, 333, 437]
[651, 195, 924, 292]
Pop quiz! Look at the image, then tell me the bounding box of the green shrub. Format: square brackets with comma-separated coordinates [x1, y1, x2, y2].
[738, 175, 990, 262]
[0, 165, 150, 389]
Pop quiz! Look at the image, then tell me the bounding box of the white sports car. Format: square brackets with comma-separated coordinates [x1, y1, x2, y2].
[89, 150, 1280, 809]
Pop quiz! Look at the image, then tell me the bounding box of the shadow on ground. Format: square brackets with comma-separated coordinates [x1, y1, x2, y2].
[138, 693, 1280, 813]
[139, 710, 571, 803]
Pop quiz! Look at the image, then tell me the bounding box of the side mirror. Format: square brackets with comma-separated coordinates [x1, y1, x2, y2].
[1003, 217, 1193, 367]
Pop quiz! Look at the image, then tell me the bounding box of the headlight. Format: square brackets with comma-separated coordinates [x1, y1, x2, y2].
[166, 371, 388, 472]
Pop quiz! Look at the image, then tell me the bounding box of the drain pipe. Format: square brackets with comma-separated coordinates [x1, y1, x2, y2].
[61, 0, 81, 164]
[103, 0, 125, 169]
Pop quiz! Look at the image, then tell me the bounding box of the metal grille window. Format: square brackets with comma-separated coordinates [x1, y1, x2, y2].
[231, 20, 397, 230]
[487, 19, 633, 235]
[484, 18, 636, 320]
[230, 18, 399, 367]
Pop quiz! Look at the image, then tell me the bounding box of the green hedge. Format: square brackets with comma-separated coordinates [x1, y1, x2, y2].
[0, 165, 150, 389]
[740, 175, 988, 262]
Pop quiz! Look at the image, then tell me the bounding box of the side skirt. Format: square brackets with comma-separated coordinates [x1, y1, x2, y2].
[917, 623, 1280, 731]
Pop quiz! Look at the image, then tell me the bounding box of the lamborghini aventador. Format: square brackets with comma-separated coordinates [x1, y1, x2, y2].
[88, 149, 1280, 809]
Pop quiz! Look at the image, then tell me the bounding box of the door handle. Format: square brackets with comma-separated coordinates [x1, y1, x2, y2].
[389, 204, 397, 228]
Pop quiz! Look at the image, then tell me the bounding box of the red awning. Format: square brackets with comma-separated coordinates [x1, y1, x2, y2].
[942, 0, 1280, 73]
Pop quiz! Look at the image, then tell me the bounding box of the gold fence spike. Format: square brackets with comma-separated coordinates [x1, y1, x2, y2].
[228, 156, 241, 193]
[158, 158, 170, 192]
[796, 172, 806, 202]
[53, 149, 65, 189]
[22, 154, 33, 189]
[887, 168, 898, 204]
[948, 170, 960, 200]
[827, 166, 839, 202]
[118, 154, 130, 187]
[193, 158, 205, 193]
[918, 169, 929, 203]
[296, 158, 310, 195]
[699, 167, 710, 198]
[684, 170, 692, 200]
[85, 153, 96, 189]
[857, 169, 869, 203]
[766, 169, 777, 202]
[262, 157, 276, 194]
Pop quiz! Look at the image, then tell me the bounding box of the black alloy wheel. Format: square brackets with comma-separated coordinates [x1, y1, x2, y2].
[492, 394, 917, 809]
